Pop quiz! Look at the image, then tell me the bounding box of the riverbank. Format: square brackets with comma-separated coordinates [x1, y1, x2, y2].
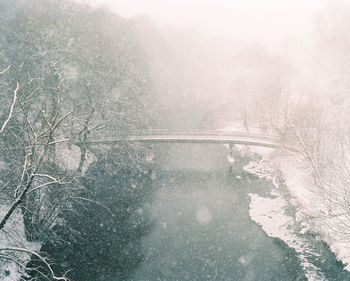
[242, 146, 350, 281]
[222, 124, 350, 275]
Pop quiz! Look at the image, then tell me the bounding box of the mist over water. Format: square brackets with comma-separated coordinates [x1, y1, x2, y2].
[2, 0, 350, 280]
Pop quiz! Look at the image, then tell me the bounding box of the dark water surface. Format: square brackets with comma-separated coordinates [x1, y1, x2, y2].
[133, 144, 350, 281]
[134, 170, 305, 281]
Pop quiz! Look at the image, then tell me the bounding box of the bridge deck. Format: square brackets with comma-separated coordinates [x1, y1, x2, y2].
[78, 131, 290, 150]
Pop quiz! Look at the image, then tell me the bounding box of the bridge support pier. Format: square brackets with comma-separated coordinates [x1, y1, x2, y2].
[228, 143, 235, 173]
[144, 145, 155, 176]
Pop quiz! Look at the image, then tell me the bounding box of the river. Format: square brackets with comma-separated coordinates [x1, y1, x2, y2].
[133, 143, 350, 281]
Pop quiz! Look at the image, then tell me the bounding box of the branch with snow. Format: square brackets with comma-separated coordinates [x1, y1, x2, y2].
[0, 247, 69, 280]
[0, 82, 19, 134]
[0, 65, 10, 75]
[0, 109, 73, 232]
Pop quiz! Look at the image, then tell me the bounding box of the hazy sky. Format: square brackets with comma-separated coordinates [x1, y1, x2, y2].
[75, 0, 329, 48]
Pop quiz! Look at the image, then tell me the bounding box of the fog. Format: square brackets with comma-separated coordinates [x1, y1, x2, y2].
[3, 0, 350, 280]
[71, 0, 341, 131]
[75, 0, 328, 50]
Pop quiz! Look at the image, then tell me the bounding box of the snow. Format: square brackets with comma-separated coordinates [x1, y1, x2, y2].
[249, 192, 292, 239]
[226, 154, 235, 164]
[329, 241, 350, 271]
[221, 124, 350, 272]
[246, 161, 326, 281]
[195, 206, 212, 225]
[218, 125, 278, 161]
[0, 205, 41, 280]
[0, 160, 7, 169]
[56, 143, 95, 174]
[1, 264, 22, 281]
[279, 156, 350, 271]
[244, 160, 280, 189]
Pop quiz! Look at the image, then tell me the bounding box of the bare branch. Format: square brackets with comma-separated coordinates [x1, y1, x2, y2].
[33, 173, 61, 182]
[49, 138, 70, 145]
[0, 124, 54, 231]
[0, 82, 19, 134]
[71, 196, 113, 215]
[0, 253, 28, 270]
[52, 110, 73, 131]
[0, 247, 69, 280]
[0, 65, 10, 75]
[14, 153, 30, 198]
[27, 180, 71, 194]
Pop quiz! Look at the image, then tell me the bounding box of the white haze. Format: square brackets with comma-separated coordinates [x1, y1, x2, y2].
[74, 0, 329, 51]
[69, 0, 350, 271]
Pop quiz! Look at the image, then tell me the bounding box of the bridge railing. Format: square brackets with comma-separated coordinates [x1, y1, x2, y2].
[115, 130, 282, 141]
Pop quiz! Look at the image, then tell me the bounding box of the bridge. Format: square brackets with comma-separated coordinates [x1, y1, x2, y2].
[78, 130, 290, 150]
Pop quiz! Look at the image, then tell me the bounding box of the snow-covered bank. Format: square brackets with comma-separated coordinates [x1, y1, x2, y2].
[0, 161, 40, 280]
[0, 205, 41, 280]
[279, 157, 350, 272]
[221, 125, 350, 272]
[244, 160, 326, 281]
[249, 192, 326, 281]
[246, 150, 350, 272]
